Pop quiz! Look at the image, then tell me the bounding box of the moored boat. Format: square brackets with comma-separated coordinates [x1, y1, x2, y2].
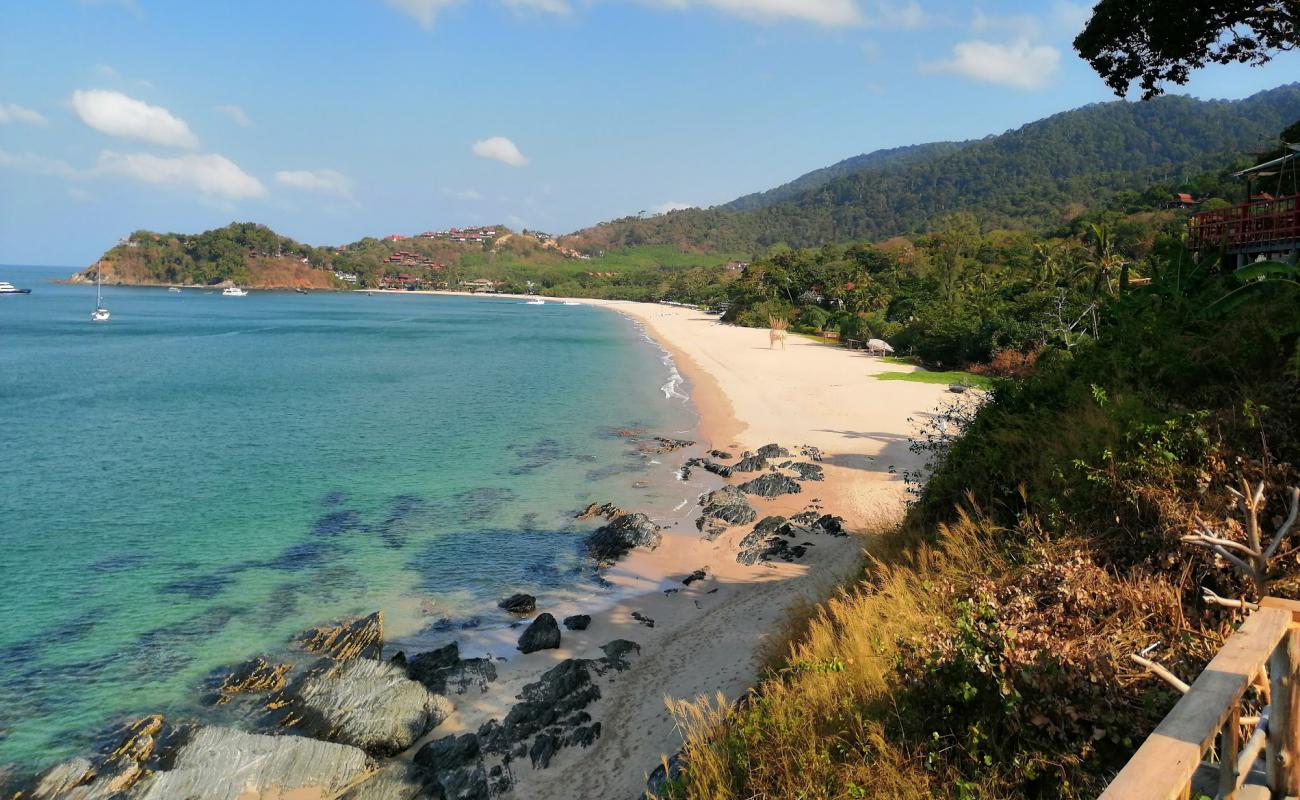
[0, 281, 32, 294]
[222, 286, 249, 297]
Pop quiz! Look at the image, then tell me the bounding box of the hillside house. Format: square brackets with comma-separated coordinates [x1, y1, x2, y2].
[461, 278, 498, 293]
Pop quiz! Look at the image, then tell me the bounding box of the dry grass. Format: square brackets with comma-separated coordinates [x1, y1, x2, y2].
[655, 509, 1004, 799]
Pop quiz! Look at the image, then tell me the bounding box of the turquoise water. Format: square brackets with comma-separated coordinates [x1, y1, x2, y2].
[0, 265, 699, 772]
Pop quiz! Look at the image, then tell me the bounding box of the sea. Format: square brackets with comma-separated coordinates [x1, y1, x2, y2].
[0, 264, 704, 774]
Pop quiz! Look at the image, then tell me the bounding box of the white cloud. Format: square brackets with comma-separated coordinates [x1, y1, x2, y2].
[383, 0, 461, 28]
[215, 104, 253, 127]
[0, 102, 47, 126]
[922, 39, 1060, 90]
[472, 136, 528, 166]
[96, 151, 266, 198]
[0, 149, 78, 178]
[504, 0, 571, 12]
[275, 168, 354, 198]
[71, 89, 199, 148]
[650, 0, 863, 26]
[862, 0, 924, 28]
[650, 201, 695, 214]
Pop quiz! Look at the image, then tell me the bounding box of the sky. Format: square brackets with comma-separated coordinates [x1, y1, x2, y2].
[2, 1, 1299, 266]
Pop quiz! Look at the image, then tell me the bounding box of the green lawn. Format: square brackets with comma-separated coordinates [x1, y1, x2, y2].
[875, 370, 993, 390]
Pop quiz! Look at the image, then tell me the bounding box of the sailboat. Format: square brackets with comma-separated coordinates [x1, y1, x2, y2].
[91, 262, 110, 322]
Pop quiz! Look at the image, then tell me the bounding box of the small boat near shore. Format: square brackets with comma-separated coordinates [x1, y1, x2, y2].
[91, 263, 110, 322]
[168, 287, 182, 293]
[0, 281, 32, 294]
[222, 286, 249, 297]
[526, 298, 546, 305]
[562, 300, 581, 306]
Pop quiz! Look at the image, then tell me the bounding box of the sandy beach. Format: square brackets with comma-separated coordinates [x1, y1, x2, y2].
[395, 295, 957, 799]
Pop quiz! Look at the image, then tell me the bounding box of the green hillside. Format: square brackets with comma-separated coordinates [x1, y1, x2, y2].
[721, 140, 971, 212]
[571, 84, 1300, 252]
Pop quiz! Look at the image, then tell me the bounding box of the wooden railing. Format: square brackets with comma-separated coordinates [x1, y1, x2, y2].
[1188, 195, 1300, 252]
[1102, 598, 1300, 800]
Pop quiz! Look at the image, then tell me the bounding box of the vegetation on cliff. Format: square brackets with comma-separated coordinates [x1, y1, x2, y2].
[571, 84, 1300, 253]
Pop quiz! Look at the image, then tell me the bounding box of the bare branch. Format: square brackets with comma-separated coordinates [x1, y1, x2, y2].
[1262, 487, 1300, 561]
[1130, 653, 1190, 693]
[1201, 587, 1260, 612]
[1181, 532, 1260, 559]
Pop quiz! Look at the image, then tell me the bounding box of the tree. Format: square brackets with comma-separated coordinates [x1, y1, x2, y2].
[1075, 0, 1300, 98]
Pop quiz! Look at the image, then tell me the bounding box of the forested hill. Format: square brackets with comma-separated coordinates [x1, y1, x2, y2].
[721, 140, 971, 212]
[567, 83, 1300, 253]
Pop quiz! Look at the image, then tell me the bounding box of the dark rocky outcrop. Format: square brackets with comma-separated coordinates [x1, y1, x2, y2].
[681, 457, 734, 480]
[739, 473, 802, 498]
[813, 513, 847, 535]
[131, 726, 374, 800]
[799, 445, 824, 462]
[737, 511, 843, 565]
[476, 640, 640, 769]
[518, 613, 562, 654]
[283, 658, 452, 757]
[757, 443, 791, 459]
[498, 593, 537, 615]
[709, 450, 733, 460]
[732, 452, 768, 472]
[563, 614, 591, 631]
[414, 733, 494, 799]
[682, 569, 708, 586]
[297, 610, 384, 661]
[631, 611, 656, 628]
[585, 512, 662, 563]
[646, 753, 687, 799]
[212, 656, 291, 704]
[575, 501, 622, 521]
[406, 642, 497, 695]
[784, 462, 825, 482]
[695, 485, 757, 532]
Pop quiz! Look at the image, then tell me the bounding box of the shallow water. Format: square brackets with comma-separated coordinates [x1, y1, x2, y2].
[0, 266, 699, 772]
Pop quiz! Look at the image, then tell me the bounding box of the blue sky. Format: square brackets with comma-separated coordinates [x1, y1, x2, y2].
[2, 0, 1298, 266]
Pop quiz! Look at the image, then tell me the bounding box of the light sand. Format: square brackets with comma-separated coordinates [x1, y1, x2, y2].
[384, 296, 957, 799]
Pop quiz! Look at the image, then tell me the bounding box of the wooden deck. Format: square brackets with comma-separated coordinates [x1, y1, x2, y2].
[1188, 194, 1300, 255]
[1101, 598, 1300, 800]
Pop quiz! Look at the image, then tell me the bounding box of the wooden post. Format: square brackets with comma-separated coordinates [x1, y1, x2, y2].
[1267, 627, 1300, 796]
[1219, 704, 1240, 799]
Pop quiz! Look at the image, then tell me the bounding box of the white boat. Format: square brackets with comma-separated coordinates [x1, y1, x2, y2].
[526, 298, 546, 305]
[91, 262, 110, 322]
[222, 286, 249, 297]
[0, 281, 32, 294]
[168, 286, 182, 293]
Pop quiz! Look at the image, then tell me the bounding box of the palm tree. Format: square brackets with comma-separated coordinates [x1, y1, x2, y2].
[1078, 223, 1127, 298]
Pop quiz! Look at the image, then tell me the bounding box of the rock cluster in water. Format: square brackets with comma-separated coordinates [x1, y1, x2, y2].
[584, 512, 662, 563]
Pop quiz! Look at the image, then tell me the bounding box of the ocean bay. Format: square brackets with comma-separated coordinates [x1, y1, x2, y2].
[0, 266, 697, 771]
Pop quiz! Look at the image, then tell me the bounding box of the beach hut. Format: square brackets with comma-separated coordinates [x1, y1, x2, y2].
[866, 338, 894, 356]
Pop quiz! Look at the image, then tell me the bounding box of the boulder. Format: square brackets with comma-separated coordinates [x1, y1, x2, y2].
[407, 642, 497, 695]
[286, 658, 452, 757]
[213, 656, 291, 703]
[518, 613, 562, 654]
[739, 473, 802, 498]
[563, 614, 591, 631]
[129, 726, 373, 800]
[498, 593, 536, 615]
[787, 462, 825, 482]
[709, 450, 733, 460]
[414, 733, 493, 800]
[799, 445, 824, 462]
[813, 514, 847, 535]
[27, 758, 95, 799]
[732, 453, 767, 472]
[585, 512, 661, 563]
[681, 457, 734, 480]
[297, 611, 384, 661]
[575, 501, 622, 520]
[682, 569, 708, 586]
[756, 443, 791, 459]
[340, 762, 427, 800]
[695, 485, 757, 530]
